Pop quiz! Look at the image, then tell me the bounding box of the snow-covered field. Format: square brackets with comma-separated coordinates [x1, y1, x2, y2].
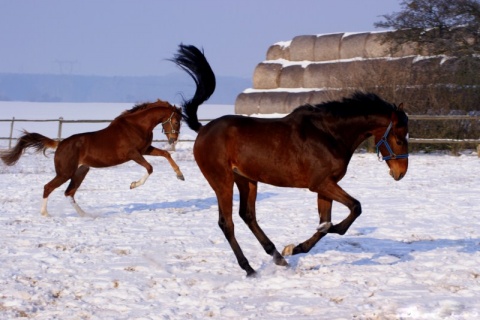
[1, 103, 479, 319]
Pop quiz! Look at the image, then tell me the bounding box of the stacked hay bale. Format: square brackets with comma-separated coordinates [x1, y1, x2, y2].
[235, 31, 479, 115]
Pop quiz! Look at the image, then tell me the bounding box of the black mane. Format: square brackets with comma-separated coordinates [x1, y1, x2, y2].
[295, 92, 399, 118]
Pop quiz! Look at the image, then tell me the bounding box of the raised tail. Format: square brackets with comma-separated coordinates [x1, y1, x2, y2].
[170, 44, 216, 132]
[0, 131, 58, 166]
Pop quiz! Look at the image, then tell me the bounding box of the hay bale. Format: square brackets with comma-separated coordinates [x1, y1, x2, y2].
[266, 43, 290, 60]
[234, 92, 264, 115]
[391, 41, 419, 57]
[364, 33, 391, 58]
[252, 63, 282, 89]
[258, 92, 289, 114]
[304, 62, 355, 88]
[340, 32, 369, 59]
[284, 92, 313, 113]
[309, 90, 339, 105]
[279, 65, 305, 88]
[290, 35, 317, 61]
[314, 33, 343, 61]
[411, 57, 443, 84]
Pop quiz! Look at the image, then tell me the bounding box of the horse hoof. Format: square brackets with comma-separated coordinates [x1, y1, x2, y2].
[282, 244, 295, 256]
[177, 174, 185, 181]
[130, 182, 136, 189]
[246, 270, 258, 278]
[317, 221, 332, 233]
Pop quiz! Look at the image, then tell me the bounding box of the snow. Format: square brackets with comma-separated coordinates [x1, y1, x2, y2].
[1, 103, 480, 319]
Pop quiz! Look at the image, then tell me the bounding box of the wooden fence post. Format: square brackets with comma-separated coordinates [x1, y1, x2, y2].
[57, 117, 63, 140]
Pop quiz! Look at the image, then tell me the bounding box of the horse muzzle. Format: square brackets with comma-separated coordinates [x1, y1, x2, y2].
[390, 169, 405, 181]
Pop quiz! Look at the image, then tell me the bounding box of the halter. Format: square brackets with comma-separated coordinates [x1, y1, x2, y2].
[161, 112, 180, 134]
[376, 122, 409, 161]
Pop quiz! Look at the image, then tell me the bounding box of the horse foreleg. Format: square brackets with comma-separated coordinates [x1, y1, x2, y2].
[319, 182, 362, 236]
[144, 146, 184, 180]
[282, 197, 333, 256]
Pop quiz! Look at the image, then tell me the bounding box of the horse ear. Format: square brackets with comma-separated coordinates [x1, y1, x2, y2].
[397, 102, 404, 111]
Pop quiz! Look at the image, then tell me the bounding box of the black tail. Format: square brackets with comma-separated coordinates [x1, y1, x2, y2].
[170, 44, 216, 132]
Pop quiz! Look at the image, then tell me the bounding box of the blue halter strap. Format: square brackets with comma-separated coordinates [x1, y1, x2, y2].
[376, 122, 409, 161]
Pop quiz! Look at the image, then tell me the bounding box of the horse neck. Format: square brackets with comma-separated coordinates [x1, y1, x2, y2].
[129, 107, 173, 130]
[326, 113, 391, 154]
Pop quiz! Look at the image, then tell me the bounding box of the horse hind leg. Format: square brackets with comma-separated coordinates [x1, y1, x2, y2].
[235, 174, 288, 267]
[129, 153, 153, 189]
[64, 165, 90, 217]
[42, 174, 71, 217]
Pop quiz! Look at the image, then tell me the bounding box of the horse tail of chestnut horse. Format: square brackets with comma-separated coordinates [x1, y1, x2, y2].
[171, 44, 216, 132]
[0, 131, 58, 166]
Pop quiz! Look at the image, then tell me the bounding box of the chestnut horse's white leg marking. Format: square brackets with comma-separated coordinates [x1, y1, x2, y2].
[316, 222, 332, 233]
[130, 173, 150, 189]
[68, 196, 87, 217]
[40, 198, 50, 217]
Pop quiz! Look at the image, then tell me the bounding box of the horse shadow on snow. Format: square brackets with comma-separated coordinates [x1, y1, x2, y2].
[287, 226, 480, 270]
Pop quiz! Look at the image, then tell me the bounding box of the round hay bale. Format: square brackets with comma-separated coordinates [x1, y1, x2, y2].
[234, 92, 264, 115]
[314, 33, 343, 61]
[290, 35, 317, 61]
[304, 62, 352, 88]
[391, 41, 419, 57]
[252, 63, 282, 89]
[258, 92, 289, 114]
[284, 92, 313, 113]
[308, 90, 340, 105]
[364, 33, 391, 58]
[266, 43, 290, 60]
[411, 57, 443, 84]
[340, 32, 369, 59]
[304, 64, 333, 88]
[279, 65, 305, 88]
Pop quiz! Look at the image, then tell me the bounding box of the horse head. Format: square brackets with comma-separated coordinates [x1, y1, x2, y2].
[159, 101, 182, 145]
[374, 103, 409, 181]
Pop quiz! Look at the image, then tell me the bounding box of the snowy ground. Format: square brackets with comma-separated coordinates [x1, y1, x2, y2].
[0, 103, 479, 319]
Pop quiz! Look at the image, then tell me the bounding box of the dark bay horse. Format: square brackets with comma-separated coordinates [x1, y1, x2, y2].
[1, 44, 216, 217]
[178, 90, 408, 277]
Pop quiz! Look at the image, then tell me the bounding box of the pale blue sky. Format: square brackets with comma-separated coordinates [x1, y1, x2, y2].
[0, 0, 401, 78]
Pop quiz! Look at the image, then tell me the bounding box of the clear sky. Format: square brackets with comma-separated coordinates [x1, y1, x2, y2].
[0, 0, 401, 78]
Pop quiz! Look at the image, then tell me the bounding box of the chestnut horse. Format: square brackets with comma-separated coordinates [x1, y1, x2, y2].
[1, 44, 216, 217]
[179, 91, 408, 277]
